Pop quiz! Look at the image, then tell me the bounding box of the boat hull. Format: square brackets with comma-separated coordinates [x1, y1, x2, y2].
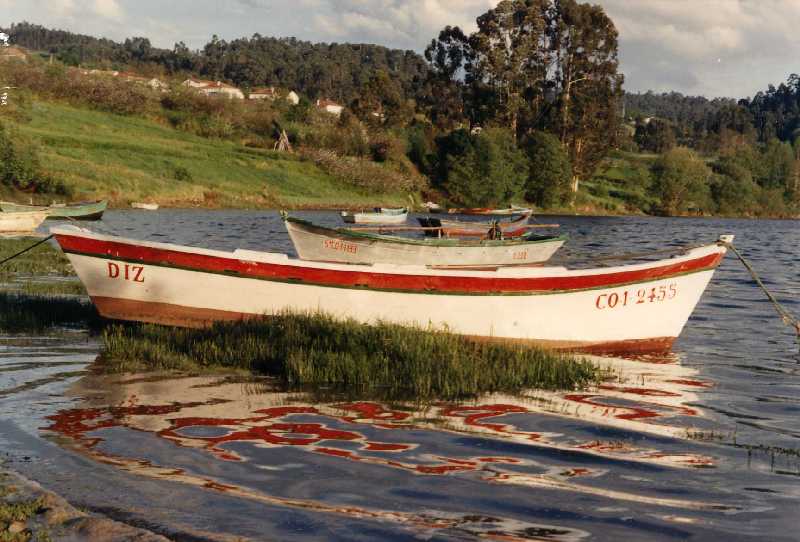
[341, 209, 408, 224]
[0, 211, 48, 232]
[0, 200, 107, 220]
[53, 227, 729, 354]
[341, 213, 408, 224]
[448, 207, 532, 216]
[285, 218, 565, 266]
[131, 203, 159, 210]
[418, 214, 531, 237]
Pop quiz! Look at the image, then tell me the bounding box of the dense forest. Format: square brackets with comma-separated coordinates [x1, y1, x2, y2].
[2, 2, 800, 217]
[625, 81, 800, 151]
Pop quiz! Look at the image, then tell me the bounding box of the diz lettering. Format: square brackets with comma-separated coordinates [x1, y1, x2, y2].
[107, 262, 145, 283]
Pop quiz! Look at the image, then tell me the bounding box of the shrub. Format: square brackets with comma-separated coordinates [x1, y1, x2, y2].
[173, 165, 192, 182]
[436, 128, 526, 206]
[0, 121, 41, 189]
[369, 133, 405, 163]
[301, 148, 427, 192]
[650, 147, 711, 215]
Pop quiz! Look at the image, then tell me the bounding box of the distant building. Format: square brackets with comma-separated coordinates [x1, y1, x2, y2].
[249, 87, 278, 100]
[250, 87, 301, 105]
[118, 71, 166, 91]
[316, 98, 343, 116]
[182, 78, 244, 99]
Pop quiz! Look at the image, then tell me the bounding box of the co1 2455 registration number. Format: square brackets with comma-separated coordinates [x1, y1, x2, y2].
[595, 283, 677, 310]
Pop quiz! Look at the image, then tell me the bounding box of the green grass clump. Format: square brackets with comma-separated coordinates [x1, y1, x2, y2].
[0, 238, 85, 296]
[0, 238, 73, 278]
[0, 293, 99, 332]
[0, 475, 42, 542]
[100, 313, 601, 400]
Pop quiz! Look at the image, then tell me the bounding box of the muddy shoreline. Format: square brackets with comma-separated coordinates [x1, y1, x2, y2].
[1, 467, 168, 541]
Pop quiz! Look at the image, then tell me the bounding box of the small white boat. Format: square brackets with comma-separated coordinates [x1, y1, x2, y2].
[284, 216, 565, 266]
[0, 210, 49, 232]
[131, 202, 159, 210]
[51, 225, 732, 354]
[448, 205, 533, 216]
[341, 207, 407, 224]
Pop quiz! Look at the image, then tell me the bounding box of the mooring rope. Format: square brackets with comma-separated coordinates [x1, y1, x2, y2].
[0, 234, 54, 268]
[719, 240, 800, 341]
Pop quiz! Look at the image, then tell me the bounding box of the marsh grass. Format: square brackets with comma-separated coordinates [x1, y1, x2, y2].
[100, 313, 602, 400]
[0, 238, 72, 277]
[0, 237, 86, 297]
[0, 292, 99, 332]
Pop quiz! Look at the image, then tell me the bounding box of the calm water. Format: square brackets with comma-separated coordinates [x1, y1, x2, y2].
[1, 210, 799, 541]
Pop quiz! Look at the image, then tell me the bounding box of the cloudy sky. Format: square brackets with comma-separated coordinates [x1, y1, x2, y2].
[1, 0, 798, 99]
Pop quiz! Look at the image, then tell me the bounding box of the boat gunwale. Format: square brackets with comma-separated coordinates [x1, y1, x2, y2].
[286, 216, 565, 247]
[51, 225, 729, 296]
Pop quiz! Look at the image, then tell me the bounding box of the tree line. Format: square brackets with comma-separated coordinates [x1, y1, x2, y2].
[3, 22, 428, 106]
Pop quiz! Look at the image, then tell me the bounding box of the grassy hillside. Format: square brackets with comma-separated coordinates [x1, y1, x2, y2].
[6, 101, 410, 208]
[578, 150, 659, 214]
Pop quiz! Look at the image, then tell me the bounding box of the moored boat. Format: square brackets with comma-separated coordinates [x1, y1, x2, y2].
[131, 202, 159, 210]
[0, 200, 107, 220]
[447, 205, 532, 216]
[284, 216, 565, 266]
[417, 212, 532, 238]
[51, 225, 733, 353]
[0, 210, 49, 232]
[341, 207, 408, 224]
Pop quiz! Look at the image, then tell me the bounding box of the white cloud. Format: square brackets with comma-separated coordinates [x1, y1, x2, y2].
[599, 0, 800, 96]
[1, 0, 798, 98]
[92, 0, 124, 21]
[309, 0, 494, 49]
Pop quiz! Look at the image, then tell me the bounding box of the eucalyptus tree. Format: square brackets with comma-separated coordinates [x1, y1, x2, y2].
[426, 0, 623, 195]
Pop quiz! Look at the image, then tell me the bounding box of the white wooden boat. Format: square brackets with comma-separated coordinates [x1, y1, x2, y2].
[285, 216, 565, 266]
[0, 210, 49, 232]
[131, 202, 159, 210]
[447, 205, 533, 216]
[51, 225, 733, 353]
[341, 207, 407, 224]
[0, 200, 107, 220]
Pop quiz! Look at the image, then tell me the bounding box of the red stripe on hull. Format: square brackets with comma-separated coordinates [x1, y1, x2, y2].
[56, 234, 723, 295]
[91, 296, 676, 354]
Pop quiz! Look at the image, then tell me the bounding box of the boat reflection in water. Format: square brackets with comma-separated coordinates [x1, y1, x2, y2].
[44, 352, 746, 540]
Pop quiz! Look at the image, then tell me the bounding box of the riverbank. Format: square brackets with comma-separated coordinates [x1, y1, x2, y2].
[0, 468, 168, 541]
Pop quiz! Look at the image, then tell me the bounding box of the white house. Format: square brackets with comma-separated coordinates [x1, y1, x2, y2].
[250, 87, 301, 105]
[249, 87, 278, 100]
[118, 72, 166, 91]
[183, 78, 244, 99]
[316, 98, 343, 117]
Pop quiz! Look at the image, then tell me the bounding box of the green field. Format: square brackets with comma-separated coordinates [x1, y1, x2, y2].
[8, 101, 410, 208]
